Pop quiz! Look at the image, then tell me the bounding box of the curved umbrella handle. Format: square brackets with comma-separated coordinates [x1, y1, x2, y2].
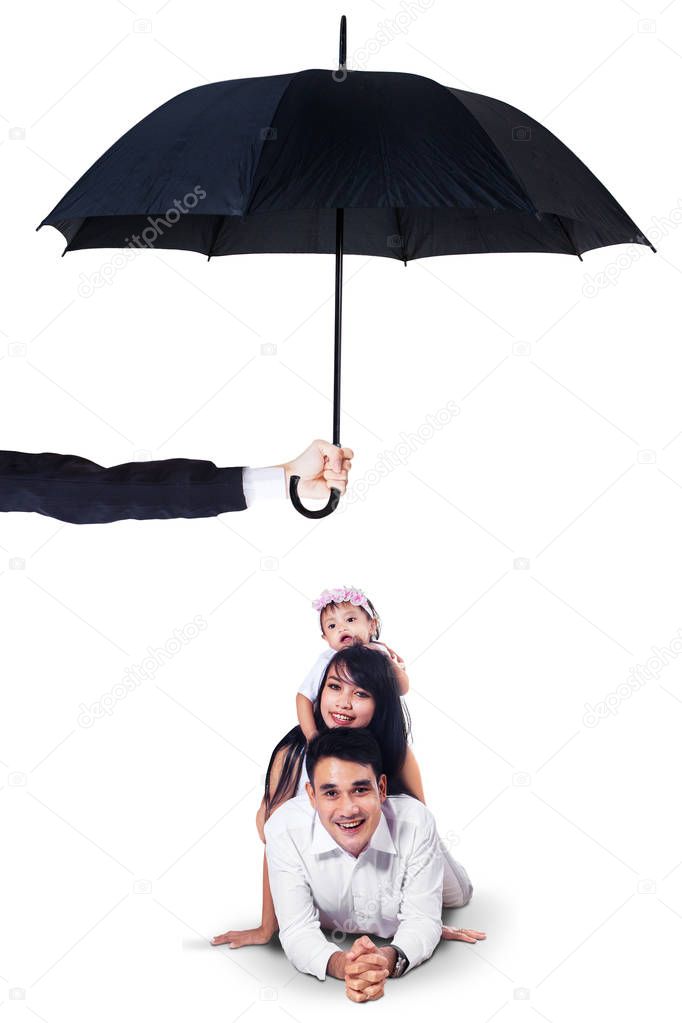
[289, 475, 341, 519]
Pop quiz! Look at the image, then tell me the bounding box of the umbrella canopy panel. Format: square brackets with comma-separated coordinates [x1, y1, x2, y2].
[38, 68, 652, 260]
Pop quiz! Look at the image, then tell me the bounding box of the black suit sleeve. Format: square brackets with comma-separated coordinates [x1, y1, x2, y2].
[0, 450, 247, 523]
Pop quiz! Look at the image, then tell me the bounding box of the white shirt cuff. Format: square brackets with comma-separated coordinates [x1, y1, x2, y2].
[312, 941, 344, 981]
[242, 466, 286, 506]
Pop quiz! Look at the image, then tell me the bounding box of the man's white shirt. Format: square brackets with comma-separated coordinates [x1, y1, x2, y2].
[264, 793, 445, 981]
[241, 466, 286, 505]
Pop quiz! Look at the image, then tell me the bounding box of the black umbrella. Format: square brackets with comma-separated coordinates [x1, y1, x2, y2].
[38, 16, 654, 518]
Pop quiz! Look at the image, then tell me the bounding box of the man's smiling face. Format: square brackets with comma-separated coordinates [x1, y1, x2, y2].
[306, 756, 387, 857]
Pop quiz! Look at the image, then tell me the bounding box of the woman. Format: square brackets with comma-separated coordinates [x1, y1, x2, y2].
[211, 644, 479, 948]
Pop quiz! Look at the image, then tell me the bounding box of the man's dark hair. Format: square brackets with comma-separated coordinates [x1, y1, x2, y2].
[305, 727, 383, 788]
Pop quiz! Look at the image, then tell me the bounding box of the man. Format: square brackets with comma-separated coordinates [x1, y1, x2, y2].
[264, 728, 483, 1002]
[0, 438, 352, 523]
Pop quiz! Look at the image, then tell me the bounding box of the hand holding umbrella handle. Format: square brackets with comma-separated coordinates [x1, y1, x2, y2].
[284, 439, 347, 519]
[289, 476, 341, 519]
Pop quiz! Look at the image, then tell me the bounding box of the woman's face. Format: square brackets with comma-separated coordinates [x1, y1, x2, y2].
[319, 665, 376, 730]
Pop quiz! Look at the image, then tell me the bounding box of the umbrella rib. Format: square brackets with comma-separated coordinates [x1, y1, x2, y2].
[444, 86, 538, 217]
[368, 71, 406, 266]
[553, 213, 583, 261]
[207, 215, 227, 260]
[61, 217, 87, 256]
[395, 207, 407, 266]
[241, 71, 304, 219]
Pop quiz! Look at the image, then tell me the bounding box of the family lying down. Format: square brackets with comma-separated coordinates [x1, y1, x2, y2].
[211, 587, 485, 1002]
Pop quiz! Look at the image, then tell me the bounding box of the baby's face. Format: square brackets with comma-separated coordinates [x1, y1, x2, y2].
[321, 602, 375, 651]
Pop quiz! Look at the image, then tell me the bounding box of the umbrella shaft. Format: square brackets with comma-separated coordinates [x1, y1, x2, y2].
[333, 207, 344, 447]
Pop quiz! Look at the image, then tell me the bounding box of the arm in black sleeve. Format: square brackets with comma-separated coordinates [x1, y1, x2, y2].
[0, 450, 247, 523]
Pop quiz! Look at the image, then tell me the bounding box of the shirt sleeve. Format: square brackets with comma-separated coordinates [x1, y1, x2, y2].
[265, 829, 341, 981]
[0, 450, 248, 523]
[297, 651, 331, 701]
[242, 466, 286, 506]
[391, 812, 445, 973]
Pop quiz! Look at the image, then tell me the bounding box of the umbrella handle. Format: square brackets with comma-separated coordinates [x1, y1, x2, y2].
[289, 476, 341, 519]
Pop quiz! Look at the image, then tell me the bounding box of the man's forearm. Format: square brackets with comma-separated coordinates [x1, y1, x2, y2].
[326, 951, 348, 980]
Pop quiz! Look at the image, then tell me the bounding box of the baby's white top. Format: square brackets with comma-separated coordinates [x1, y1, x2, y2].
[297, 648, 335, 702]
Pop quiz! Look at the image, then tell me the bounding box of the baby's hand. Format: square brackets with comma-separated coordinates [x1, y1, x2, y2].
[379, 643, 406, 669]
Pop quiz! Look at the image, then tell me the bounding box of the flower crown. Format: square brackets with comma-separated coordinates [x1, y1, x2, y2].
[312, 586, 374, 618]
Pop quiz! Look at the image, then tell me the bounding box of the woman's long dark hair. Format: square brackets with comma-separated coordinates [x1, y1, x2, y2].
[264, 644, 413, 816]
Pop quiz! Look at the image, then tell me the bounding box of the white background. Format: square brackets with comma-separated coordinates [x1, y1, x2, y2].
[1, 0, 681, 1018]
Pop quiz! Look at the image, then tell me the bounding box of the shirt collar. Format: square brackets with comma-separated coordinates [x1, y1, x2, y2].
[311, 807, 397, 857]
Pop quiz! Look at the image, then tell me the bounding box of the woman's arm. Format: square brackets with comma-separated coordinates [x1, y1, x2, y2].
[296, 694, 318, 742]
[400, 747, 425, 803]
[210, 736, 304, 950]
[263, 747, 287, 825]
[262, 743, 302, 823]
[211, 850, 278, 946]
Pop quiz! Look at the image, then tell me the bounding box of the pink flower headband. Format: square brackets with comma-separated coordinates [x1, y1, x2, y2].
[312, 586, 375, 618]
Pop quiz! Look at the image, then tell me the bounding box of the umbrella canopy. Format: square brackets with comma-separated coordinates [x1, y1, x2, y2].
[38, 68, 651, 261]
[37, 17, 653, 518]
